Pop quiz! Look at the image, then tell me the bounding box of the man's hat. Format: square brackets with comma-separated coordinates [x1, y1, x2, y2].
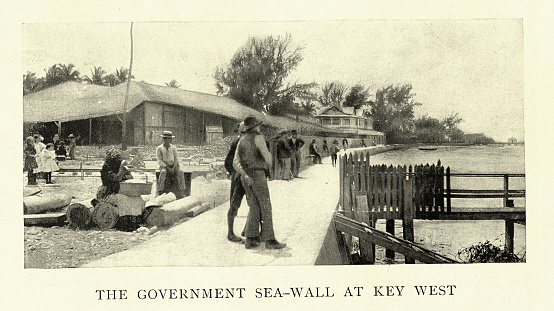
[243, 115, 263, 132]
[68, 134, 75, 138]
[160, 130, 175, 138]
[291, 130, 298, 135]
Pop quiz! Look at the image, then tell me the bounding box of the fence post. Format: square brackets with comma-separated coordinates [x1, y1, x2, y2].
[339, 154, 344, 213]
[385, 167, 395, 260]
[359, 152, 375, 264]
[403, 166, 415, 264]
[80, 162, 84, 180]
[503, 174, 509, 207]
[343, 154, 353, 252]
[505, 220, 515, 254]
[446, 167, 451, 213]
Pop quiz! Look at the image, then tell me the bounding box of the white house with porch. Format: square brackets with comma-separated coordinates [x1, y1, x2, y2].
[314, 106, 385, 145]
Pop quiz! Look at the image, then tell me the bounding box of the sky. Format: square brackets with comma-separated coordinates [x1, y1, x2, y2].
[22, 20, 524, 142]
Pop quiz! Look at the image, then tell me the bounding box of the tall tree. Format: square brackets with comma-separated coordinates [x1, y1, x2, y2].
[442, 112, 463, 142]
[23, 71, 44, 95]
[165, 79, 181, 88]
[299, 101, 317, 116]
[370, 84, 421, 143]
[115, 67, 133, 84]
[414, 115, 446, 143]
[463, 133, 495, 145]
[343, 83, 370, 109]
[319, 81, 348, 108]
[57, 63, 80, 83]
[43, 65, 60, 87]
[83, 66, 107, 85]
[214, 34, 310, 115]
[104, 74, 119, 86]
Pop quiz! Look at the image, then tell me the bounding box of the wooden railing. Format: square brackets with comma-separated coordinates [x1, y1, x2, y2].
[446, 171, 525, 208]
[336, 151, 526, 264]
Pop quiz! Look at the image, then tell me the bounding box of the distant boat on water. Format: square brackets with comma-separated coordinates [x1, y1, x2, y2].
[418, 146, 438, 151]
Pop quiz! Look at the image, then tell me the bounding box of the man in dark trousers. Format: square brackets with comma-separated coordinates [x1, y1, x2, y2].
[309, 139, 323, 164]
[288, 129, 305, 178]
[233, 116, 286, 250]
[276, 131, 292, 180]
[224, 122, 246, 243]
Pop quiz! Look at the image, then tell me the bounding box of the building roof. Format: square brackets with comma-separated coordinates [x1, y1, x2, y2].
[23, 81, 262, 123]
[316, 106, 366, 118]
[22, 81, 331, 132]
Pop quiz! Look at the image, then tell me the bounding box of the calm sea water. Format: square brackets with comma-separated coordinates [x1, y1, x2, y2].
[369, 145, 526, 208]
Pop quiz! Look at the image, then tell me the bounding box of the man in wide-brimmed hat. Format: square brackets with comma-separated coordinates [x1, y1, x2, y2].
[233, 116, 286, 250]
[156, 130, 186, 198]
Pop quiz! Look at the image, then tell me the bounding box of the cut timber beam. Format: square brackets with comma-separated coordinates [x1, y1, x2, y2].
[334, 214, 458, 264]
[24, 212, 66, 226]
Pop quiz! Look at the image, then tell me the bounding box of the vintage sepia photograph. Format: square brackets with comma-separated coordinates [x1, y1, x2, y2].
[21, 19, 526, 269]
[7, 0, 551, 307]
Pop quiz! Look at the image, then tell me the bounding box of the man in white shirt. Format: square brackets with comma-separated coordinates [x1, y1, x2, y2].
[156, 131, 186, 198]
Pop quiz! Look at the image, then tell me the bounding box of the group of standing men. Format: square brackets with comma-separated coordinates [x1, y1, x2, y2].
[224, 116, 303, 250]
[275, 129, 305, 181]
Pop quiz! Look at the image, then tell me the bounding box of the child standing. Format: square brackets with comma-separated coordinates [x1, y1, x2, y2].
[330, 139, 340, 167]
[41, 143, 59, 184]
[24, 136, 38, 185]
[68, 134, 76, 160]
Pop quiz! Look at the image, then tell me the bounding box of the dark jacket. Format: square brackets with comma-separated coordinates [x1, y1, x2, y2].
[100, 158, 123, 197]
[55, 144, 67, 156]
[288, 137, 305, 153]
[277, 138, 292, 159]
[309, 142, 320, 155]
[224, 136, 240, 175]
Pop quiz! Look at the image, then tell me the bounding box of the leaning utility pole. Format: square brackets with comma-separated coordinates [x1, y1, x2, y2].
[122, 22, 134, 151]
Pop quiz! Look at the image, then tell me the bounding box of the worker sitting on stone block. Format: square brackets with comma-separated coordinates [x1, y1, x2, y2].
[156, 131, 186, 199]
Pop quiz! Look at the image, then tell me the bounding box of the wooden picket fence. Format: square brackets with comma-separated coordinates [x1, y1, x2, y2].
[335, 151, 525, 264]
[340, 152, 446, 223]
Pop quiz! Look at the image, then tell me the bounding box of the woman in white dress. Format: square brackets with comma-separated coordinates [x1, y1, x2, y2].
[34, 134, 46, 180]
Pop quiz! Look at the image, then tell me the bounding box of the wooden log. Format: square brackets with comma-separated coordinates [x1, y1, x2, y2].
[23, 192, 72, 214]
[66, 203, 93, 229]
[24, 212, 66, 226]
[184, 202, 214, 217]
[145, 192, 177, 208]
[119, 180, 153, 197]
[385, 219, 395, 260]
[91, 202, 119, 229]
[145, 196, 201, 227]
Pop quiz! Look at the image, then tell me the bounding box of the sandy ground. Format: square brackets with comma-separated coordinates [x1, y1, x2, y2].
[24, 170, 231, 269]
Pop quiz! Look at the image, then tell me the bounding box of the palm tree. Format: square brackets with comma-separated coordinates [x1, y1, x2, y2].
[104, 74, 119, 86]
[44, 64, 60, 87]
[57, 63, 80, 83]
[300, 101, 317, 116]
[23, 71, 44, 95]
[84, 66, 107, 85]
[115, 67, 133, 84]
[165, 79, 181, 88]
